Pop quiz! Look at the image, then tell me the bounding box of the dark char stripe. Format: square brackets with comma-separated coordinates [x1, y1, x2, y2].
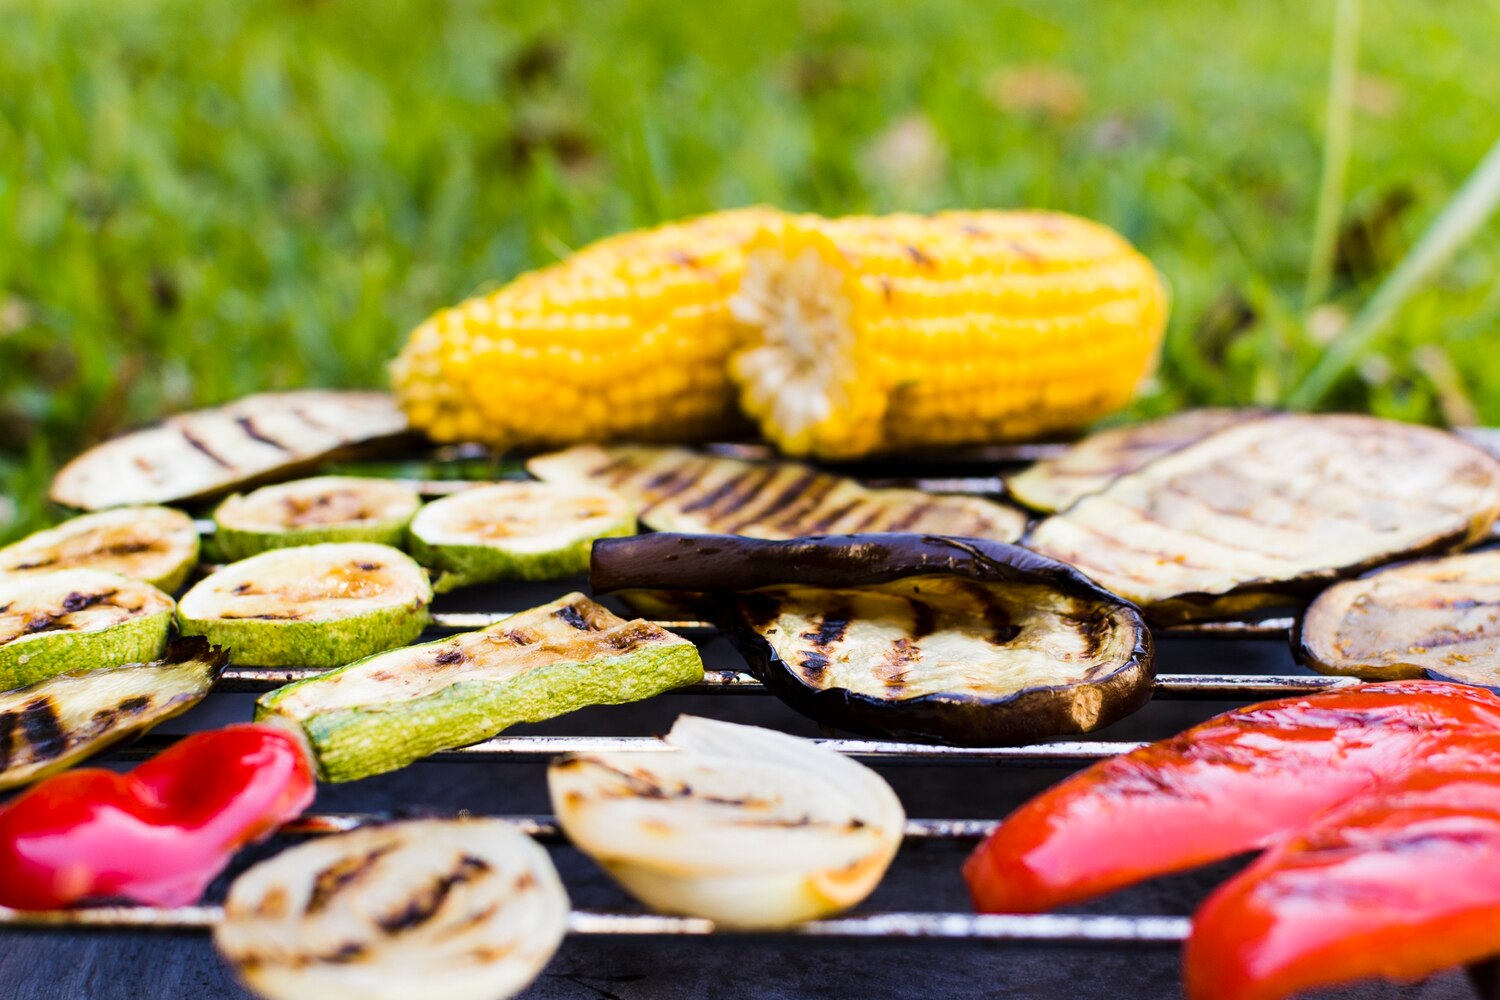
[804, 497, 864, 534]
[20, 698, 65, 762]
[721, 469, 820, 534]
[961, 582, 1021, 645]
[679, 469, 756, 514]
[553, 604, 595, 630]
[178, 427, 234, 469]
[906, 597, 937, 639]
[0, 711, 15, 769]
[307, 846, 398, 914]
[766, 474, 841, 534]
[709, 465, 782, 521]
[378, 855, 492, 934]
[235, 416, 291, 452]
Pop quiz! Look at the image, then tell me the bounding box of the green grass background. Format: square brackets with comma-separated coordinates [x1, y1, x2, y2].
[1, 0, 1498, 539]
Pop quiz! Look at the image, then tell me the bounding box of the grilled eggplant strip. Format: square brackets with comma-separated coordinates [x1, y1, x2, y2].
[527, 444, 1027, 541]
[0, 570, 175, 689]
[1297, 548, 1500, 683]
[0, 507, 200, 594]
[592, 533, 1153, 745]
[0, 637, 226, 791]
[50, 391, 414, 511]
[213, 476, 422, 561]
[216, 819, 569, 1000]
[256, 593, 704, 782]
[1025, 414, 1500, 625]
[1006, 408, 1260, 513]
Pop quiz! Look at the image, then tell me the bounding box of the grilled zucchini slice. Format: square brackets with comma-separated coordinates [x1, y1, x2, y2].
[1026, 414, 1500, 624]
[50, 390, 412, 511]
[257, 593, 703, 782]
[213, 476, 422, 561]
[177, 543, 431, 668]
[0, 570, 175, 689]
[408, 482, 634, 592]
[551, 715, 904, 929]
[0, 637, 226, 790]
[0, 506, 200, 593]
[592, 533, 1154, 745]
[527, 444, 1026, 541]
[1006, 409, 1258, 513]
[1297, 548, 1500, 683]
[215, 819, 568, 1000]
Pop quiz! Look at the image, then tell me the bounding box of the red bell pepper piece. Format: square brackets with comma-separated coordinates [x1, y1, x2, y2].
[1184, 766, 1500, 1000]
[965, 681, 1500, 913]
[0, 724, 314, 910]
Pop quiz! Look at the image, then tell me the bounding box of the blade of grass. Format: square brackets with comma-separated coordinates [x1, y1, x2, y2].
[1302, 0, 1361, 310]
[1289, 132, 1500, 409]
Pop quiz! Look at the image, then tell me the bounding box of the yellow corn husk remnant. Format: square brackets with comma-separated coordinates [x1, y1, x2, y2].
[390, 207, 780, 447]
[728, 211, 1168, 459]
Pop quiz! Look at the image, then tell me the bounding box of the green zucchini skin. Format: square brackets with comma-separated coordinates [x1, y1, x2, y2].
[215, 520, 412, 563]
[211, 477, 422, 562]
[0, 608, 173, 690]
[409, 518, 634, 592]
[178, 604, 430, 670]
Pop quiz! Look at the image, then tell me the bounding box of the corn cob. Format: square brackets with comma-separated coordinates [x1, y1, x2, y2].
[390, 207, 780, 448]
[728, 211, 1168, 459]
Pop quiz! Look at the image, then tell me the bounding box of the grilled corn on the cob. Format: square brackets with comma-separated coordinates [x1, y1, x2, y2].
[729, 211, 1168, 458]
[391, 208, 780, 447]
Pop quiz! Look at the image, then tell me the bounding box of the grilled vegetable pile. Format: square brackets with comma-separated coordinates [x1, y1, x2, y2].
[550, 716, 903, 928]
[1027, 413, 1500, 623]
[530, 444, 1026, 541]
[0, 506, 200, 593]
[593, 533, 1153, 744]
[213, 476, 422, 560]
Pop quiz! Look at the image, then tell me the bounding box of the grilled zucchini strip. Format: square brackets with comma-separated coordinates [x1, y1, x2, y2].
[257, 593, 704, 782]
[527, 444, 1026, 541]
[213, 476, 421, 561]
[0, 506, 200, 594]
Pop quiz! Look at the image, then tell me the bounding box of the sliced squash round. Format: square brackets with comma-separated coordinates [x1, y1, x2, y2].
[0, 570, 175, 689]
[0, 506, 199, 593]
[408, 482, 634, 592]
[177, 543, 431, 668]
[215, 818, 569, 1000]
[213, 476, 422, 561]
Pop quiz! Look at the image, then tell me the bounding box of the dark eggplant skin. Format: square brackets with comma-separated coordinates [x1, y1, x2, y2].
[591, 533, 1156, 746]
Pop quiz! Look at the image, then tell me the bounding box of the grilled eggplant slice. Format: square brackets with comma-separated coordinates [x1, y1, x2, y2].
[527, 444, 1026, 541]
[177, 543, 431, 668]
[215, 819, 568, 1000]
[1006, 409, 1258, 513]
[0, 506, 199, 593]
[257, 593, 703, 782]
[0, 637, 227, 790]
[592, 533, 1153, 745]
[213, 476, 422, 561]
[550, 715, 904, 929]
[1297, 548, 1500, 683]
[50, 390, 412, 511]
[0, 570, 175, 689]
[408, 482, 634, 592]
[1026, 414, 1500, 625]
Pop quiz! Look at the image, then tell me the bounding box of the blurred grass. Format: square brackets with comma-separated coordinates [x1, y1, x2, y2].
[1, 0, 1499, 539]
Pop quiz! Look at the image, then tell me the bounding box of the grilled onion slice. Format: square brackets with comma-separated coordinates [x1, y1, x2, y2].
[0, 507, 200, 594]
[408, 482, 634, 592]
[1026, 414, 1500, 624]
[592, 533, 1153, 744]
[257, 593, 704, 782]
[177, 543, 431, 668]
[0, 570, 175, 689]
[215, 819, 568, 1000]
[214, 476, 422, 561]
[0, 637, 226, 790]
[527, 443, 1026, 541]
[1006, 408, 1258, 513]
[51, 390, 413, 511]
[1297, 548, 1500, 683]
[549, 715, 904, 929]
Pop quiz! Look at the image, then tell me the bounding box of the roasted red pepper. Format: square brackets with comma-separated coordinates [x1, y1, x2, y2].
[1185, 766, 1500, 1000]
[0, 724, 314, 910]
[965, 681, 1500, 913]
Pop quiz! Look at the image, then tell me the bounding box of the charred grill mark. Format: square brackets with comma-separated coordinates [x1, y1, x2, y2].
[765, 475, 842, 533]
[178, 428, 233, 469]
[553, 604, 596, 631]
[877, 638, 920, 690]
[0, 712, 15, 769]
[721, 470, 820, 533]
[588, 455, 641, 486]
[737, 591, 781, 629]
[234, 416, 291, 452]
[887, 502, 938, 532]
[679, 469, 756, 514]
[322, 942, 368, 964]
[800, 605, 853, 653]
[62, 590, 115, 614]
[377, 855, 493, 934]
[906, 598, 937, 639]
[220, 612, 299, 620]
[14, 541, 154, 572]
[804, 497, 864, 534]
[605, 621, 662, 650]
[961, 582, 1021, 645]
[433, 647, 468, 667]
[710, 465, 782, 522]
[639, 464, 706, 511]
[798, 650, 831, 679]
[307, 846, 398, 914]
[119, 695, 150, 713]
[843, 505, 889, 533]
[20, 698, 64, 762]
[288, 406, 341, 435]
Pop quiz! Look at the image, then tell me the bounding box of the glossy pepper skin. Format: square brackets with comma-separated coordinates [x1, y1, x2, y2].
[964, 681, 1500, 913]
[1184, 767, 1500, 1000]
[0, 724, 314, 910]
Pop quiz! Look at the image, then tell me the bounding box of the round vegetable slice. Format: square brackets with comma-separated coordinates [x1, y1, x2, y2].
[0, 570, 175, 689]
[409, 482, 634, 592]
[213, 476, 422, 561]
[177, 543, 431, 667]
[215, 818, 569, 1000]
[0, 506, 199, 593]
[550, 715, 905, 929]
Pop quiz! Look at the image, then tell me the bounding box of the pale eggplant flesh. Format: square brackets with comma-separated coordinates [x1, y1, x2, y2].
[527, 444, 1027, 542]
[591, 533, 1154, 745]
[1297, 547, 1500, 684]
[1025, 414, 1500, 625]
[50, 391, 415, 510]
